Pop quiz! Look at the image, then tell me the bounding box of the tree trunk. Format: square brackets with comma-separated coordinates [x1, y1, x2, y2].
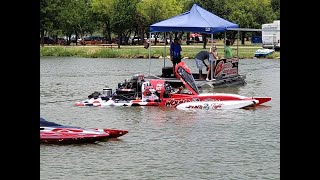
[186, 32, 190, 45]
[241, 32, 245, 45]
[54, 34, 58, 45]
[174, 32, 178, 39]
[179, 32, 184, 40]
[106, 21, 111, 44]
[117, 32, 121, 49]
[75, 32, 78, 46]
[140, 29, 144, 45]
[202, 33, 207, 49]
[67, 34, 72, 45]
[65, 34, 69, 45]
[169, 33, 173, 44]
[154, 35, 157, 46]
[40, 30, 45, 47]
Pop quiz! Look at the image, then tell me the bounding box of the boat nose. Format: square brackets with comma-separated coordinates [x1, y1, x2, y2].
[75, 102, 85, 106]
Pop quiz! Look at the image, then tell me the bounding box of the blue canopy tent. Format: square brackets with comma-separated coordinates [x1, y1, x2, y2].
[150, 4, 238, 34]
[147, 4, 239, 77]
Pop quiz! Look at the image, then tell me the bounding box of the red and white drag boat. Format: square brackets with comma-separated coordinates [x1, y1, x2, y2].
[40, 118, 128, 144]
[75, 62, 271, 110]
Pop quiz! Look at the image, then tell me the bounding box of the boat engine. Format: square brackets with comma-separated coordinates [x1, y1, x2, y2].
[115, 74, 145, 99]
[88, 91, 101, 99]
[102, 88, 112, 96]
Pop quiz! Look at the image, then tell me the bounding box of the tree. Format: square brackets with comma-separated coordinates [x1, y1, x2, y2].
[91, 0, 115, 43]
[40, 0, 62, 46]
[178, 0, 230, 48]
[193, 0, 228, 18]
[41, 0, 280, 47]
[138, 0, 183, 45]
[110, 0, 140, 48]
[56, 0, 96, 45]
[271, 0, 280, 20]
[225, 0, 276, 45]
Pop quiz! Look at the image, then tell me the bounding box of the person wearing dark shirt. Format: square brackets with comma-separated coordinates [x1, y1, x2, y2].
[194, 48, 216, 80]
[170, 37, 182, 73]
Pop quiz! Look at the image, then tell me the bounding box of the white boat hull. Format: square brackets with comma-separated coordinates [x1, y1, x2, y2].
[176, 100, 258, 110]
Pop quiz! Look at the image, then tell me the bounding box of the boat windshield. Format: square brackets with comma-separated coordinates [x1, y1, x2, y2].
[177, 66, 199, 94]
[40, 118, 63, 127]
[40, 118, 81, 128]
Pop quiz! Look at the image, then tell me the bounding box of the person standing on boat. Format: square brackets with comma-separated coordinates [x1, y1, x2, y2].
[170, 37, 182, 74]
[194, 47, 216, 81]
[224, 39, 233, 59]
[207, 46, 219, 81]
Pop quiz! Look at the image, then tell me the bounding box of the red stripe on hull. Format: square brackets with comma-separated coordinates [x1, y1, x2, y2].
[103, 129, 128, 138]
[253, 97, 272, 105]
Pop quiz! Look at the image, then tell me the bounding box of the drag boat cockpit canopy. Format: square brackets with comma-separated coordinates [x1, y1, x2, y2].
[177, 66, 199, 94]
[40, 118, 78, 128]
[40, 118, 62, 127]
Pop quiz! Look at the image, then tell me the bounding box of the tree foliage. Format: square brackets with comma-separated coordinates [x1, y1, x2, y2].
[110, 0, 140, 47]
[224, 0, 276, 44]
[40, 0, 63, 33]
[226, 0, 276, 28]
[271, 0, 280, 20]
[137, 0, 182, 26]
[40, 0, 280, 46]
[91, 0, 115, 42]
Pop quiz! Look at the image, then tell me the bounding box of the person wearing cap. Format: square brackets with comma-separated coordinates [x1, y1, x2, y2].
[194, 46, 217, 81]
[170, 37, 182, 73]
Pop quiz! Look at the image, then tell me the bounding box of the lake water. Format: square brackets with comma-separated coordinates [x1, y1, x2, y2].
[40, 57, 280, 180]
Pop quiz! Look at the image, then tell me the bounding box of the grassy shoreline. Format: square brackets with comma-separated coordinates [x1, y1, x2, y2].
[40, 44, 280, 59]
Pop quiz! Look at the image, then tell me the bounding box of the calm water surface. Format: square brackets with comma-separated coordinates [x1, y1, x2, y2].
[40, 57, 280, 180]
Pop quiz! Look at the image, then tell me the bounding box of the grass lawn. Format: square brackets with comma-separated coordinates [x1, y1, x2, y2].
[40, 40, 280, 59]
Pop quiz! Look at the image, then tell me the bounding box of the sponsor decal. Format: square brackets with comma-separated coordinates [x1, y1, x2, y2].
[186, 103, 223, 110]
[166, 98, 222, 107]
[222, 68, 237, 75]
[165, 98, 200, 107]
[186, 104, 204, 109]
[214, 60, 224, 77]
[156, 83, 163, 91]
[214, 59, 239, 78]
[143, 89, 151, 96]
[211, 103, 223, 109]
[52, 128, 83, 133]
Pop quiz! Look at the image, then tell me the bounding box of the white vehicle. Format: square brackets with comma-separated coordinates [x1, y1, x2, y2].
[128, 36, 142, 45]
[262, 20, 280, 50]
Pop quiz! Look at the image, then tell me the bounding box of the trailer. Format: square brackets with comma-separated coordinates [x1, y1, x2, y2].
[262, 20, 280, 50]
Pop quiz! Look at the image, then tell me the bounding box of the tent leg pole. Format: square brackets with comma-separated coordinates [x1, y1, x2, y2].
[211, 33, 213, 80]
[164, 32, 166, 67]
[211, 34, 213, 47]
[224, 31, 226, 51]
[148, 32, 151, 74]
[237, 30, 239, 58]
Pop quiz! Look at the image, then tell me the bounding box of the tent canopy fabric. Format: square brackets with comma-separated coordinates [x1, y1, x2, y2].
[150, 4, 238, 34]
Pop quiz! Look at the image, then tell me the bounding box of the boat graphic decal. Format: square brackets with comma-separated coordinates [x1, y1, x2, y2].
[185, 103, 223, 110]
